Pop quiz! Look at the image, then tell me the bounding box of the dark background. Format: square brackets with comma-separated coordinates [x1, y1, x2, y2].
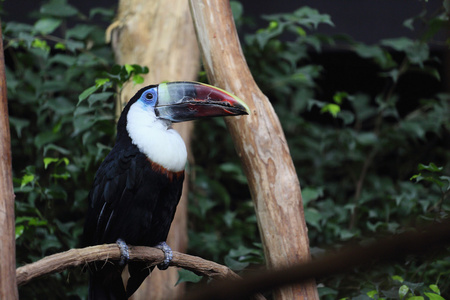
[2, 0, 443, 44]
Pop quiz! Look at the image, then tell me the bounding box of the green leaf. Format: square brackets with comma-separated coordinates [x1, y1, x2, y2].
[228, 245, 261, 258]
[423, 15, 448, 42]
[318, 287, 338, 298]
[78, 85, 99, 104]
[230, 1, 243, 21]
[28, 217, 48, 227]
[132, 74, 144, 85]
[304, 207, 322, 230]
[302, 187, 323, 205]
[175, 269, 203, 286]
[356, 132, 378, 146]
[354, 44, 392, 69]
[61, 158, 69, 166]
[399, 285, 409, 299]
[43, 144, 71, 156]
[392, 275, 404, 282]
[222, 210, 236, 228]
[418, 163, 443, 173]
[44, 157, 59, 169]
[219, 162, 247, 184]
[66, 24, 94, 40]
[95, 78, 110, 88]
[34, 18, 62, 35]
[292, 6, 334, 28]
[381, 37, 415, 52]
[333, 91, 348, 104]
[54, 42, 66, 50]
[439, 176, 450, 191]
[4, 22, 34, 34]
[40, 1, 79, 17]
[403, 18, 415, 30]
[15, 225, 25, 239]
[367, 290, 378, 299]
[87, 92, 114, 107]
[338, 110, 355, 125]
[406, 43, 429, 67]
[31, 38, 50, 52]
[424, 293, 444, 300]
[90, 7, 115, 19]
[224, 256, 249, 271]
[124, 64, 134, 75]
[428, 285, 440, 295]
[48, 54, 77, 66]
[321, 103, 340, 117]
[34, 131, 62, 149]
[52, 172, 71, 180]
[20, 174, 34, 188]
[65, 40, 85, 52]
[9, 117, 30, 138]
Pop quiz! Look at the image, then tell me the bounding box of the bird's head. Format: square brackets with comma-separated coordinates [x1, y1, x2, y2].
[117, 82, 249, 172]
[124, 81, 249, 126]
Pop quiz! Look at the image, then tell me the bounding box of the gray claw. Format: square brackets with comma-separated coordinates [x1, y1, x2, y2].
[155, 241, 173, 270]
[116, 238, 129, 266]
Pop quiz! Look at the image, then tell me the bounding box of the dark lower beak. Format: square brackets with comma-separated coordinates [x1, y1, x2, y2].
[155, 81, 250, 122]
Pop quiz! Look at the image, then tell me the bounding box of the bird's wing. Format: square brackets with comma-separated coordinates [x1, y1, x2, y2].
[83, 145, 149, 246]
[83, 144, 184, 246]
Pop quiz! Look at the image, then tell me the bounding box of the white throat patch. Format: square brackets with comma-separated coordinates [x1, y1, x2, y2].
[126, 101, 187, 172]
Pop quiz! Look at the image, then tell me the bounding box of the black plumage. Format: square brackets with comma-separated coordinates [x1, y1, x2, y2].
[83, 88, 184, 299]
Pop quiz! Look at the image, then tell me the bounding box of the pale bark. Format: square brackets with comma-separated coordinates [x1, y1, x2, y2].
[16, 244, 266, 300]
[189, 1, 319, 299]
[16, 244, 238, 287]
[0, 22, 19, 300]
[107, 0, 199, 298]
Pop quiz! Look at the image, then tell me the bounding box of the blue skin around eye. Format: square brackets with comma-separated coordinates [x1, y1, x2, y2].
[140, 88, 158, 107]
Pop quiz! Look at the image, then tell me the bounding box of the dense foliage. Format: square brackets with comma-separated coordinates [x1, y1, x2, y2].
[3, 0, 449, 299]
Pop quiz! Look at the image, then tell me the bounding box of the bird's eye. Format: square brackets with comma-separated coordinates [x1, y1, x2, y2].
[145, 92, 154, 100]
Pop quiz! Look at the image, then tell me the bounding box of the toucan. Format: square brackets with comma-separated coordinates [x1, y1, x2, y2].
[82, 81, 249, 299]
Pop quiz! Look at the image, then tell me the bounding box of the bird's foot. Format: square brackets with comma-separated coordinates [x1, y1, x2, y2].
[155, 241, 173, 270]
[116, 238, 129, 266]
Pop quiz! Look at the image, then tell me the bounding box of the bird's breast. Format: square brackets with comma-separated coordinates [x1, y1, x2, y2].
[147, 158, 184, 182]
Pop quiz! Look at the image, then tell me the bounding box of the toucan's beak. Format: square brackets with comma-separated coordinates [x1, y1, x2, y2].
[155, 81, 250, 122]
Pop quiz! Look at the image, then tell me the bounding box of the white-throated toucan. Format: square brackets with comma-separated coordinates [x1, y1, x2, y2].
[82, 81, 249, 300]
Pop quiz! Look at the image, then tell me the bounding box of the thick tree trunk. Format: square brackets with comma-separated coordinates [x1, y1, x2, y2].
[0, 22, 19, 300]
[189, 1, 319, 299]
[108, 0, 199, 299]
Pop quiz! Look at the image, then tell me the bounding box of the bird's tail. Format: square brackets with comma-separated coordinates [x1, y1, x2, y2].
[88, 265, 127, 300]
[125, 262, 152, 298]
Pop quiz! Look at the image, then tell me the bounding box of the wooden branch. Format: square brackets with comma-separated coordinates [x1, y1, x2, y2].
[16, 245, 266, 300]
[16, 244, 235, 285]
[189, 1, 318, 299]
[0, 21, 19, 300]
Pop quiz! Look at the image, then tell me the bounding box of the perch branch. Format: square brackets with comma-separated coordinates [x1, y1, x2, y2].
[16, 245, 267, 300]
[16, 244, 240, 286]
